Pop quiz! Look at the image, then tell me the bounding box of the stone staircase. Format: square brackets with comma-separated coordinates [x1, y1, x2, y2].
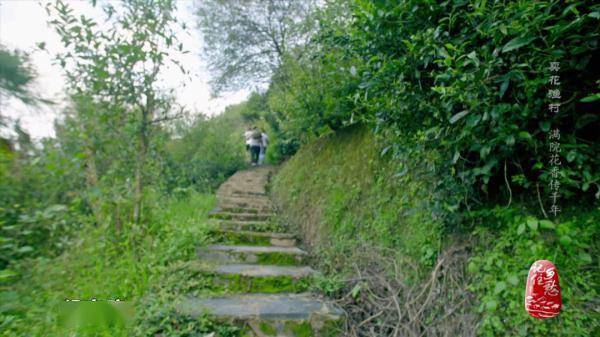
[177, 166, 343, 336]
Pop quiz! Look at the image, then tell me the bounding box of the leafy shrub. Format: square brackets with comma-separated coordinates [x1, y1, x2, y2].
[0, 204, 84, 268]
[467, 206, 598, 336]
[266, 0, 599, 207]
[330, 0, 599, 204]
[164, 106, 248, 192]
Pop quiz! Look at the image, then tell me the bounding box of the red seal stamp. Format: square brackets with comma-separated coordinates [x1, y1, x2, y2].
[525, 260, 562, 318]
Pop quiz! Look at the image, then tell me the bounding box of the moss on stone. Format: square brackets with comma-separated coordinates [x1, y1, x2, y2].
[221, 207, 260, 214]
[212, 230, 272, 246]
[215, 220, 283, 233]
[193, 272, 311, 294]
[255, 252, 303, 265]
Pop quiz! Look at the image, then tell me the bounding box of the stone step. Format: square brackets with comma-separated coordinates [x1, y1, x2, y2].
[218, 196, 272, 208]
[197, 245, 307, 265]
[187, 262, 315, 294]
[209, 212, 273, 222]
[218, 202, 272, 212]
[217, 197, 272, 208]
[219, 184, 267, 194]
[212, 229, 297, 247]
[212, 264, 316, 278]
[218, 204, 272, 215]
[213, 219, 283, 233]
[231, 190, 268, 197]
[214, 205, 263, 214]
[177, 293, 343, 336]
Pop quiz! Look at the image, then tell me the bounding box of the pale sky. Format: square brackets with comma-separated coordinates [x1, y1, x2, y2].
[0, 0, 250, 139]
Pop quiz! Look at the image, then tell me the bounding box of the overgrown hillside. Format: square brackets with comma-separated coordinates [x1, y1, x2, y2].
[272, 125, 598, 337]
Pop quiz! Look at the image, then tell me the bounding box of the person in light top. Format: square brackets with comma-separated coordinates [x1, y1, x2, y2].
[259, 129, 269, 165]
[244, 126, 262, 166]
[243, 126, 253, 151]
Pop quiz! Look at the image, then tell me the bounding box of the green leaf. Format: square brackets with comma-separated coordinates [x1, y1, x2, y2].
[0, 269, 18, 281]
[499, 79, 509, 98]
[580, 93, 600, 102]
[480, 145, 491, 159]
[505, 134, 515, 146]
[351, 284, 361, 298]
[502, 37, 534, 53]
[485, 299, 498, 311]
[494, 281, 507, 294]
[449, 110, 469, 124]
[508, 275, 519, 286]
[517, 223, 526, 235]
[566, 151, 577, 162]
[559, 235, 573, 246]
[539, 220, 555, 229]
[518, 131, 532, 141]
[579, 252, 592, 264]
[499, 25, 507, 35]
[18, 246, 34, 253]
[452, 151, 460, 164]
[526, 218, 538, 231]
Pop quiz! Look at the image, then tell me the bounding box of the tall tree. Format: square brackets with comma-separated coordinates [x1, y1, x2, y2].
[0, 46, 51, 126]
[196, 0, 317, 93]
[0, 47, 36, 108]
[46, 0, 185, 224]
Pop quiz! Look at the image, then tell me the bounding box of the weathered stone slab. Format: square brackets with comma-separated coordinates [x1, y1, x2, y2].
[212, 219, 282, 233]
[209, 211, 273, 222]
[214, 264, 316, 278]
[197, 245, 307, 265]
[207, 245, 306, 255]
[178, 293, 343, 321]
[217, 197, 273, 211]
[212, 229, 297, 247]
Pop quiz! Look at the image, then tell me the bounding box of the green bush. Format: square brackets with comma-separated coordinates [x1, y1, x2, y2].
[467, 206, 598, 336]
[328, 0, 599, 203]
[266, 0, 599, 205]
[164, 105, 248, 192]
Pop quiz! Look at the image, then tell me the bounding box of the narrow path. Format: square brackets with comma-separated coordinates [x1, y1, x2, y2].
[178, 166, 342, 336]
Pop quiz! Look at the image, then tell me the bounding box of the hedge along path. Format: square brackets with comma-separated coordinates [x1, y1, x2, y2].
[177, 166, 343, 337]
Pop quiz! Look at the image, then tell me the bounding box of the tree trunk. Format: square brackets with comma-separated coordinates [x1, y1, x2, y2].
[132, 109, 148, 224]
[79, 115, 103, 225]
[133, 89, 153, 224]
[83, 145, 103, 224]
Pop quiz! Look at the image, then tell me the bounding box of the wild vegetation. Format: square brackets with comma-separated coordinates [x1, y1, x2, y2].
[272, 125, 598, 336]
[0, 0, 598, 336]
[201, 0, 598, 336]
